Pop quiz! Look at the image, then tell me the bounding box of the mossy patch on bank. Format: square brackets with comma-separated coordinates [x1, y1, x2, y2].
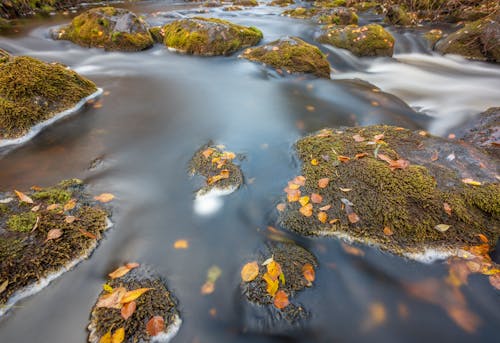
[162, 17, 263, 56]
[240, 37, 331, 78]
[0, 0, 102, 19]
[0, 179, 109, 312]
[279, 126, 500, 257]
[0, 56, 97, 139]
[282, 6, 358, 25]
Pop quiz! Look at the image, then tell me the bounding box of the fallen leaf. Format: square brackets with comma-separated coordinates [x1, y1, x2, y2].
[299, 203, 313, 217]
[45, 229, 63, 242]
[174, 239, 189, 249]
[342, 243, 364, 256]
[355, 152, 368, 159]
[120, 288, 152, 304]
[103, 284, 113, 293]
[109, 263, 140, 279]
[311, 193, 323, 203]
[302, 263, 315, 284]
[288, 182, 301, 190]
[0, 280, 8, 294]
[79, 228, 97, 239]
[96, 287, 126, 309]
[241, 261, 259, 282]
[65, 215, 76, 224]
[121, 301, 137, 320]
[311, 159, 319, 166]
[63, 199, 77, 211]
[318, 178, 330, 188]
[448, 133, 456, 139]
[329, 218, 340, 224]
[31, 205, 41, 212]
[274, 290, 289, 309]
[14, 190, 33, 204]
[299, 196, 310, 206]
[435, 224, 451, 232]
[306, 105, 315, 112]
[337, 155, 350, 163]
[377, 153, 393, 164]
[292, 175, 306, 186]
[267, 261, 282, 280]
[478, 234, 488, 243]
[276, 203, 286, 212]
[383, 226, 394, 236]
[389, 159, 410, 170]
[201, 281, 215, 295]
[319, 204, 331, 211]
[100, 332, 112, 343]
[339, 188, 352, 192]
[46, 204, 60, 211]
[489, 274, 500, 290]
[263, 273, 279, 297]
[318, 211, 328, 223]
[443, 202, 452, 216]
[31, 216, 40, 232]
[207, 170, 230, 185]
[353, 134, 365, 142]
[348, 212, 360, 224]
[431, 151, 439, 161]
[146, 316, 165, 337]
[374, 133, 384, 141]
[447, 306, 480, 333]
[462, 178, 482, 186]
[31, 185, 43, 191]
[94, 193, 115, 203]
[363, 302, 387, 330]
[111, 328, 125, 343]
[287, 189, 301, 202]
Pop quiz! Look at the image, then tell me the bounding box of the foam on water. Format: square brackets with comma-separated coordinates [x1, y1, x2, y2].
[193, 186, 238, 216]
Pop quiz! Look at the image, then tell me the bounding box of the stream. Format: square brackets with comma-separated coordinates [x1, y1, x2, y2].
[0, 1, 499, 342]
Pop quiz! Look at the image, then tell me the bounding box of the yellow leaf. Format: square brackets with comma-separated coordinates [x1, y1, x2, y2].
[108, 263, 140, 279]
[111, 328, 125, 343]
[14, 190, 33, 204]
[311, 159, 319, 166]
[100, 331, 112, 343]
[94, 193, 115, 203]
[174, 239, 189, 249]
[462, 178, 482, 186]
[63, 198, 77, 211]
[299, 196, 310, 206]
[267, 261, 282, 280]
[263, 273, 279, 297]
[103, 284, 113, 293]
[299, 203, 313, 217]
[120, 288, 152, 304]
[434, 224, 451, 232]
[241, 261, 259, 282]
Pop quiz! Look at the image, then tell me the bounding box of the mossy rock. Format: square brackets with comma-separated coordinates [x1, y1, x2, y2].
[0, 56, 97, 140]
[312, 0, 347, 8]
[54, 7, 154, 52]
[223, 5, 243, 11]
[240, 37, 331, 78]
[424, 29, 443, 47]
[149, 26, 164, 43]
[269, 0, 295, 7]
[241, 242, 317, 324]
[88, 265, 181, 343]
[0, 179, 109, 316]
[189, 143, 244, 196]
[203, 1, 223, 8]
[162, 17, 263, 56]
[282, 6, 358, 25]
[279, 126, 500, 260]
[231, 0, 258, 6]
[318, 24, 394, 57]
[351, 1, 381, 12]
[435, 11, 500, 62]
[0, 0, 101, 19]
[384, 5, 412, 26]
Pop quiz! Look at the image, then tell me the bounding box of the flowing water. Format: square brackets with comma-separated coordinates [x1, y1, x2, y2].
[0, 1, 499, 342]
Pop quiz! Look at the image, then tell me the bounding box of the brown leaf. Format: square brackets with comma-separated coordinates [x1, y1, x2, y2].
[299, 203, 313, 217]
[348, 212, 360, 224]
[273, 290, 289, 310]
[45, 229, 63, 242]
[0, 280, 8, 294]
[46, 204, 60, 211]
[201, 281, 215, 295]
[202, 148, 214, 159]
[94, 193, 115, 203]
[121, 301, 137, 320]
[302, 263, 315, 283]
[431, 150, 439, 161]
[111, 328, 125, 343]
[318, 178, 330, 189]
[383, 226, 394, 236]
[65, 215, 76, 224]
[14, 190, 33, 204]
[292, 175, 306, 186]
[310, 193, 323, 204]
[352, 134, 365, 142]
[374, 133, 385, 141]
[377, 153, 393, 164]
[389, 159, 410, 170]
[31, 205, 41, 212]
[241, 261, 259, 282]
[355, 152, 368, 159]
[96, 287, 126, 309]
[109, 263, 140, 279]
[79, 228, 97, 239]
[443, 202, 452, 216]
[146, 316, 165, 337]
[174, 239, 189, 249]
[120, 288, 152, 304]
[318, 211, 328, 223]
[337, 155, 351, 163]
[63, 199, 77, 211]
[276, 203, 286, 212]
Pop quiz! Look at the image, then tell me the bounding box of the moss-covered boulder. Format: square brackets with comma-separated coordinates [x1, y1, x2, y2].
[88, 265, 181, 343]
[240, 37, 331, 78]
[54, 7, 154, 52]
[278, 126, 499, 261]
[223, 5, 243, 11]
[318, 24, 394, 57]
[231, 0, 258, 6]
[0, 179, 110, 316]
[241, 242, 317, 325]
[0, 56, 98, 142]
[0, 0, 102, 19]
[162, 18, 263, 56]
[424, 29, 443, 47]
[282, 6, 358, 25]
[189, 143, 243, 197]
[435, 12, 500, 62]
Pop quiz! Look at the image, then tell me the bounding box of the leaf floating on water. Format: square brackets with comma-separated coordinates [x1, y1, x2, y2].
[318, 211, 328, 223]
[241, 261, 259, 282]
[120, 288, 152, 304]
[109, 263, 140, 279]
[63, 198, 77, 211]
[14, 190, 33, 204]
[447, 307, 480, 334]
[94, 193, 115, 203]
[299, 203, 313, 217]
[342, 242, 364, 256]
[302, 263, 315, 284]
[174, 239, 189, 249]
[311, 193, 323, 204]
[383, 226, 394, 236]
[318, 178, 330, 188]
[201, 281, 215, 295]
[45, 229, 63, 242]
[0, 280, 8, 294]
[363, 302, 387, 331]
[443, 202, 452, 216]
[462, 178, 482, 186]
[146, 316, 165, 337]
[273, 290, 289, 309]
[352, 134, 365, 142]
[435, 224, 451, 232]
[97, 287, 127, 309]
[111, 327, 125, 343]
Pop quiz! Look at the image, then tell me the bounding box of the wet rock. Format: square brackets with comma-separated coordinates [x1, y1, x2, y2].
[269, 0, 295, 7]
[240, 242, 317, 330]
[0, 179, 110, 317]
[435, 11, 500, 62]
[88, 265, 181, 343]
[384, 5, 412, 26]
[149, 26, 164, 43]
[279, 126, 499, 261]
[453, 107, 500, 160]
[0, 55, 98, 141]
[203, 1, 224, 7]
[282, 6, 358, 25]
[317, 24, 394, 57]
[54, 7, 154, 52]
[223, 5, 243, 11]
[189, 143, 243, 197]
[231, 0, 259, 6]
[240, 37, 331, 78]
[423, 29, 443, 48]
[0, 0, 100, 19]
[350, 1, 382, 13]
[162, 17, 263, 56]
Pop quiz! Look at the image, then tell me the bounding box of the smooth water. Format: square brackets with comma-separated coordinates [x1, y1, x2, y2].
[0, 1, 499, 342]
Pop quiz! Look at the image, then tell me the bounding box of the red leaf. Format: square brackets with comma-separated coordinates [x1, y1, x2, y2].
[146, 316, 165, 337]
[121, 301, 136, 320]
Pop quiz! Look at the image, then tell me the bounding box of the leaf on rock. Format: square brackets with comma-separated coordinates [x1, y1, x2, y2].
[302, 263, 315, 284]
[207, 170, 230, 185]
[79, 228, 97, 239]
[477, 234, 488, 243]
[311, 159, 319, 166]
[263, 273, 279, 297]
[319, 204, 331, 211]
[14, 190, 33, 204]
[374, 133, 385, 142]
[337, 155, 350, 163]
[318, 178, 330, 188]
[431, 150, 439, 161]
[355, 152, 368, 159]
[96, 287, 127, 309]
[63, 199, 77, 211]
[443, 202, 452, 216]
[94, 193, 115, 203]
[100, 332, 112, 343]
[435, 224, 451, 233]
[241, 261, 259, 282]
[0, 280, 8, 294]
[109, 263, 140, 279]
[311, 193, 323, 204]
[146, 316, 165, 337]
[318, 211, 328, 223]
[46, 204, 60, 211]
[348, 212, 360, 224]
[299, 203, 313, 217]
[286, 188, 301, 202]
[462, 178, 482, 186]
[299, 196, 310, 206]
[489, 274, 500, 290]
[274, 290, 289, 309]
[202, 148, 214, 158]
[65, 215, 77, 224]
[31, 205, 41, 212]
[45, 229, 63, 242]
[267, 261, 282, 280]
[111, 328, 125, 343]
[120, 288, 152, 304]
[383, 226, 394, 236]
[292, 175, 306, 186]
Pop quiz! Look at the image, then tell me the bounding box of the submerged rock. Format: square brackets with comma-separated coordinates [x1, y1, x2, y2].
[435, 11, 500, 62]
[54, 7, 154, 52]
[282, 6, 358, 25]
[189, 143, 243, 197]
[0, 55, 98, 142]
[240, 37, 331, 78]
[88, 265, 181, 343]
[0, 179, 110, 317]
[279, 126, 499, 261]
[318, 24, 394, 57]
[162, 17, 263, 56]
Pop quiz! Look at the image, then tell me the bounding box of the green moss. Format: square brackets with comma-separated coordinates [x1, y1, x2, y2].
[0, 56, 97, 139]
[32, 188, 71, 204]
[424, 29, 443, 47]
[317, 24, 395, 57]
[232, 0, 258, 6]
[162, 17, 262, 56]
[7, 212, 37, 232]
[241, 37, 331, 78]
[385, 5, 412, 25]
[55, 7, 154, 52]
[283, 7, 358, 25]
[269, 0, 295, 6]
[149, 26, 164, 43]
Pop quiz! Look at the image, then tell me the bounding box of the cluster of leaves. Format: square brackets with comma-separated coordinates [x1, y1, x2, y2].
[201, 147, 236, 185]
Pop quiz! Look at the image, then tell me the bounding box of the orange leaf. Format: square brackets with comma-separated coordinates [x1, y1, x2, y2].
[109, 263, 140, 279]
[201, 281, 215, 295]
[383, 226, 394, 236]
[46, 204, 60, 211]
[352, 134, 365, 142]
[342, 243, 365, 256]
[318, 178, 330, 188]
[318, 211, 328, 223]
[477, 234, 488, 243]
[286, 189, 301, 202]
[96, 287, 126, 309]
[241, 261, 259, 282]
[14, 190, 33, 204]
[63, 199, 77, 211]
[146, 316, 165, 337]
[337, 155, 350, 163]
[288, 182, 300, 190]
[299, 203, 313, 217]
[94, 193, 115, 203]
[263, 273, 279, 296]
[174, 239, 189, 249]
[431, 150, 439, 161]
[329, 218, 340, 224]
[348, 212, 360, 224]
[79, 228, 97, 239]
[355, 152, 368, 159]
[111, 328, 125, 343]
[319, 204, 331, 211]
[311, 193, 323, 203]
[443, 202, 452, 216]
[389, 159, 410, 170]
[273, 290, 289, 309]
[292, 175, 306, 186]
[202, 148, 214, 158]
[45, 229, 63, 242]
[276, 203, 286, 212]
[121, 301, 136, 320]
[65, 215, 76, 224]
[377, 153, 393, 164]
[302, 263, 315, 283]
[374, 133, 384, 141]
[120, 288, 152, 304]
